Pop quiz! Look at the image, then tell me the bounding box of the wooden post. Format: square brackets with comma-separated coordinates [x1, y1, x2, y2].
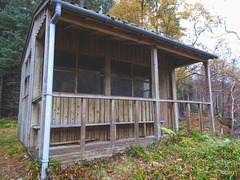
[134, 101, 139, 145]
[204, 61, 215, 134]
[171, 69, 179, 132]
[39, 10, 51, 158]
[110, 100, 115, 149]
[105, 40, 111, 96]
[151, 47, 161, 139]
[186, 103, 191, 131]
[81, 98, 86, 152]
[143, 123, 147, 137]
[198, 104, 203, 134]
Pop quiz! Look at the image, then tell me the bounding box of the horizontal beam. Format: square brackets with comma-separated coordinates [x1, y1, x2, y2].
[52, 92, 211, 104]
[32, 121, 160, 130]
[59, 14, 208, 62]
[32, 95, 42, 104]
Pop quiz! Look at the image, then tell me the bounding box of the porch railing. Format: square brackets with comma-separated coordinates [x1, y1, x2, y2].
[32, 93, 211, 151]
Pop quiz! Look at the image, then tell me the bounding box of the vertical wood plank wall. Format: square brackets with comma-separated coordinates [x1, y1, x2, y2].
[50, 97, 154, 143]
[32, 25, 173, 144]
[158, 53, 173, 129]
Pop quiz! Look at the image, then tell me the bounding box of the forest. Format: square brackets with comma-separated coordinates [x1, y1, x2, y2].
[0, 0, 240, 134]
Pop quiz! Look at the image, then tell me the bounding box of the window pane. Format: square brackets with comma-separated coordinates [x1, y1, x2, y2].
[134, 81, 150, 98]
[111, 60, 131, 78]
[54, 50, 76, 71]
[133, 64, 150, 81]
[78, 54, 104, 74]
[111, 78, 132, 96]
[77, 74, 103, 94]
[53, 71, 75, 93]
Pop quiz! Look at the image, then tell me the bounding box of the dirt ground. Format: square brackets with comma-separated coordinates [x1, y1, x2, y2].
[0, 127, 32, 180]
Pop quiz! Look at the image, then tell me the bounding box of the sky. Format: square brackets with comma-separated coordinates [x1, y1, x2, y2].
[204, 0, 240, 34]
[184, 0, 240, 61]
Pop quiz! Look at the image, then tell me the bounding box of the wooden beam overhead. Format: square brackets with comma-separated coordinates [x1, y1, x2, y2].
[59, 13, 209, 62]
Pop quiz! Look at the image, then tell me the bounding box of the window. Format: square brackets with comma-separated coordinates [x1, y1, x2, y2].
[24, 56, 31, 96]
[111, 60, 151, 97]
[53, 50, 76, 93]
[77, 54, 104, 94]
[53, 50, 104, 94]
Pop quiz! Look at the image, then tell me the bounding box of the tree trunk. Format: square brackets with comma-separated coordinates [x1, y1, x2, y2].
[231, 82, 235, 135]
[0, 76, 3, 117]
[79, 0, 85, 7]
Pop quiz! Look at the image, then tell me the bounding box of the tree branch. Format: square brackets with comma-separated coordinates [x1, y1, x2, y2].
[224, 20, 240, 40]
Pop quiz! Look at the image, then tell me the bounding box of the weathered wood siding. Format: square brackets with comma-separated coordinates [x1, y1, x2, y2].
[50, 97, 154, 143]
[55, 25, 151, 66]
[158, 53, 173, 129]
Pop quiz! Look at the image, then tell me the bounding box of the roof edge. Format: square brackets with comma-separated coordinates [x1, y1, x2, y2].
[51, 0, 218, 60]
[21, 0, 50, 65]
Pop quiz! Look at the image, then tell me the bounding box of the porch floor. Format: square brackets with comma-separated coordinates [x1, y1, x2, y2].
[28, 136, 155, 165]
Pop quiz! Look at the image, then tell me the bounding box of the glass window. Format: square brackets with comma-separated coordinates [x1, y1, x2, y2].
[53, 71, 75, 93]
[111, 78, 132, 96]
[133, 64, 150, 81]
[77, 74, 103, 94]
[111, 60, 151, 98]
[53, 50, 104, 95]
[54, 50, 75, 71]
[111, 61, 131, 78]
[78, 54, 104, 75]
[78, 54, 104, 94]
[134, 81, 150, 98]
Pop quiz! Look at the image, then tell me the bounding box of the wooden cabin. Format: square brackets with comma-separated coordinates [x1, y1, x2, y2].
[18, 0, 217, 176]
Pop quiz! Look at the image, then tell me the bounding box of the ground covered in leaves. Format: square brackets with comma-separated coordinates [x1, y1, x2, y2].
[0, 120, 31, 179]
[1, 120, 240, 179]
[42, 131, 240, 180]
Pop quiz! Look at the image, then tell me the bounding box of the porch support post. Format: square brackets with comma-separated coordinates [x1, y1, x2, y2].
[171, 69, 179, 132]
[81, 98, 86, 152]
[134, 101, 140, 145]
[204, 61, 215, 134]
[110, 100, 115, 149]
[151, 47, 161, 139]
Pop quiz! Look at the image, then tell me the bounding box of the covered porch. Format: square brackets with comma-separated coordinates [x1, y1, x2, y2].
[19, 0, 217, 174]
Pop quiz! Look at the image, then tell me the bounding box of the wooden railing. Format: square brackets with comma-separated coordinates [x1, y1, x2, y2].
[32, 93, 211, 151]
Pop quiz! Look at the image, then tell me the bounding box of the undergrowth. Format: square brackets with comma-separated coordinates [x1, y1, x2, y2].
[39, 130, 240, 179]
[2, 119, 239, 179]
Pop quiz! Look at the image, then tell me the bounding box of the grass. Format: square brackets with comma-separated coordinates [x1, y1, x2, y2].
[1, 119, 240, 179]
[0, 119, 18, 128]
[0, 120, 31, 179]
[43, 130, 240, 179]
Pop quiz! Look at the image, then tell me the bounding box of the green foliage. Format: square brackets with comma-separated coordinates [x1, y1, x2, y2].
[191, 130, 212, 142]
[28, 132, 240, 179]
[0, 133, 17, 146]
[6, 144, 24, 156]
[160, 125, 176, 136]
[0, 119, 18, 128]
[66, 0, 114, 14]
[0, 0, 40, 70]
[126, 145, 146, 156]
[26, 158, 41, 179]
[0, 0, 40, 117]
[160, 125, 176, 144]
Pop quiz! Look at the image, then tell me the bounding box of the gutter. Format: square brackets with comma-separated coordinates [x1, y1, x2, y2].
[50, 0, 218, 59]
[41, 3, 61, 180]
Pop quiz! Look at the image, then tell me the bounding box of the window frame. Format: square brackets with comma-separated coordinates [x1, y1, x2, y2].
[110, 59, 152, 98]
[53, 49, 105, 95]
